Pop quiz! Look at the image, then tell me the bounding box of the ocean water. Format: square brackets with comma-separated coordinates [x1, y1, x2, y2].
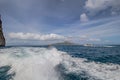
[0, 45, 120, 80]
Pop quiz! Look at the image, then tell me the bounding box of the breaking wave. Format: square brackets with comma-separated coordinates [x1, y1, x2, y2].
[0, 47, 120, 80]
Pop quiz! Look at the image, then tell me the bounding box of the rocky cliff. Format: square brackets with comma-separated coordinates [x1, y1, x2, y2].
[0, 16, 5, 46]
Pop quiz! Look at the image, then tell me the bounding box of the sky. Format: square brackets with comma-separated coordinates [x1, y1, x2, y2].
[0, 0, 120, 45]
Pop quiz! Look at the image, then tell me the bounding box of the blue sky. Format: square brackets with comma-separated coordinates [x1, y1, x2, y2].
[0, 0, 120, 45]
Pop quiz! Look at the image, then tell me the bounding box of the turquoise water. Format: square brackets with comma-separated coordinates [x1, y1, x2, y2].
[0, 45, 120, 80]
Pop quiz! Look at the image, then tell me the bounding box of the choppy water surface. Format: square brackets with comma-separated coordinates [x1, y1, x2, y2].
[0, 45, 120, 80]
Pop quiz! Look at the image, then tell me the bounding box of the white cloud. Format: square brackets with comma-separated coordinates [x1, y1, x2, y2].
[85, 0, 120, 15]
[88, 38, 101, 42]
[78, 36, 101, 42]
[9, 32, 65, 41]
[80, 13, 89, 22]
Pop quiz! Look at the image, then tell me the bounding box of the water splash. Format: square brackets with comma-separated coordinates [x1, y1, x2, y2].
[0, 47, 120, 80]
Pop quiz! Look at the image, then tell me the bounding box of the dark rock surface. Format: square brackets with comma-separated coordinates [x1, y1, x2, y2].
[0, 15, 5, 47]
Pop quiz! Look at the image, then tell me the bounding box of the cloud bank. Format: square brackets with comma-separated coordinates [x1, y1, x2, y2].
[85, 0, 120, 15]
[9, 32, 65, 41]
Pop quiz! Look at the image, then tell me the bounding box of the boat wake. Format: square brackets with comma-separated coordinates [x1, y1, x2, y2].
[0, 47, 120, 80]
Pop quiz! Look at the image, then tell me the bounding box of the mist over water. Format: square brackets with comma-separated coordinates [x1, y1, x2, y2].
[0, 46, 120, 80]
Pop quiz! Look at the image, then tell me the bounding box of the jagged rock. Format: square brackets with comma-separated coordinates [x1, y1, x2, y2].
[0, 15, 5, 47]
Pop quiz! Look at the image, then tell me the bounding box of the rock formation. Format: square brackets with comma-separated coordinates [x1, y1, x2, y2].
[0, 15, 5, 46]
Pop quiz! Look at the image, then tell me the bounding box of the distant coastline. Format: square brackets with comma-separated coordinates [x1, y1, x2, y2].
[49, 41, 78, 45]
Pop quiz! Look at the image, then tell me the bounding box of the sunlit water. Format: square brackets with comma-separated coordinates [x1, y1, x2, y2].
[0, 45, 120, 80]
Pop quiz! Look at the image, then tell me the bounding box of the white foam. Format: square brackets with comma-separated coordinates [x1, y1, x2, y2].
[61, 55, 120, 80]
[0, 47, 120, 80]
[0, 47, 62, 80]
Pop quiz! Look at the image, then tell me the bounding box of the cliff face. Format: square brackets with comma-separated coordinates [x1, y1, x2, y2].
[0, 16, 5, 46]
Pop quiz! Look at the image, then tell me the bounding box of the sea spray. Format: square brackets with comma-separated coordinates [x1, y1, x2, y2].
[0, 47, 120, 80]
[0, 47, 62, 80]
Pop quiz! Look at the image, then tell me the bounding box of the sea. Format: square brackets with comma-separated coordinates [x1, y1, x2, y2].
[0, 45, 120, 80]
